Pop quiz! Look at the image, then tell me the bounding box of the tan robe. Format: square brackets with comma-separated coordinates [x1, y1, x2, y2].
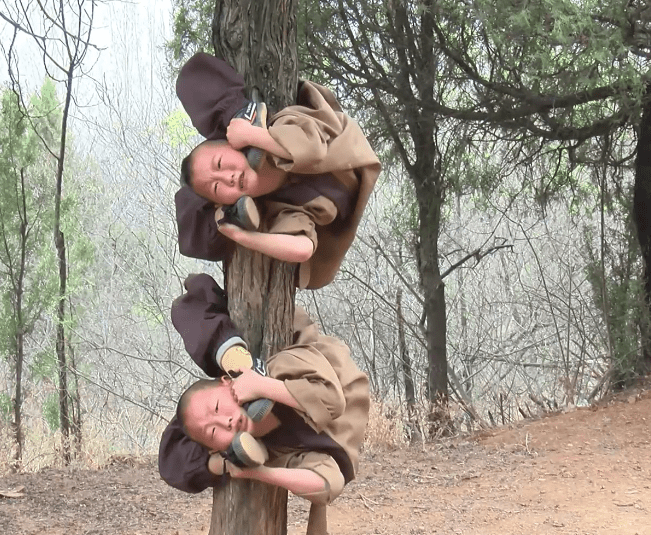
[264, 81, 381, 289]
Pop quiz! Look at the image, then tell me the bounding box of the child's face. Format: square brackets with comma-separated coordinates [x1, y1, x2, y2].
[184, 379, 252, 452]
[191, 142, 265, 205]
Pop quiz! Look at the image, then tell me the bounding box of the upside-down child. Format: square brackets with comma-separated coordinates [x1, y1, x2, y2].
[159, 274, 370, 535]
[174, 52, 381, 289]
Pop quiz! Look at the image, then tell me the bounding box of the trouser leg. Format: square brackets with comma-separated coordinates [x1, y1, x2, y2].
[306, 504, 328, 535]
[176, 53, 247, 140]
[171, 273, 241, 377]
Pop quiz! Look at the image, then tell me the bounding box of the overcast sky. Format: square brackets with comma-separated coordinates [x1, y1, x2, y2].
[0, 0, 177, 137]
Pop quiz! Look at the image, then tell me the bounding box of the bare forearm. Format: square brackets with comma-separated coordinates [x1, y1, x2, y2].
[218, 225, 314, 262]
[241, 466, 326, 497]
[258, 376, 303, 411]
[227, 119, 292, 160]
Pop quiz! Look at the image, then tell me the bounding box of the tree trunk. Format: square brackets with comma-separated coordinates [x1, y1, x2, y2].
[12, 186, 28, 466]
[396, 288, 421, 444]
[209, 2, 298, 534]
[55, 229, 70, 463]
[413, 162, 451, 435]
[212, 0, 298, 114]
[13, 325, 24, 466]
[54, 65, 75, 465]
[634, 85, 651, 374]
[69, 342, 83, 456]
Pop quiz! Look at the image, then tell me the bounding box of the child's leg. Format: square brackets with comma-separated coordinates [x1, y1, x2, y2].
[171, 273, 243, 377]
[177, 53, 268, 171]
[171, 273, 263, 375]
[171, 273, 274, 420]
[176, 53, 248, 140]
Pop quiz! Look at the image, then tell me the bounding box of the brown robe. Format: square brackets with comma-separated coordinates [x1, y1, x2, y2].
[176, 80, 381, 289]
[265, 80, 381, 289]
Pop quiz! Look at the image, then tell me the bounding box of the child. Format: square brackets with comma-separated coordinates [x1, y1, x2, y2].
[175, 52, 381, 289]
[160, 274, 370, 535]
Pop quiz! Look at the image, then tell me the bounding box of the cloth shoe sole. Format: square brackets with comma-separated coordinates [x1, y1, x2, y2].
[230, 431, 269, 467]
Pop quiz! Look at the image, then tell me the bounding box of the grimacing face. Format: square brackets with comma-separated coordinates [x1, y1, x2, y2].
[190, 141, 274, 205]
[183, 379, 252, 452]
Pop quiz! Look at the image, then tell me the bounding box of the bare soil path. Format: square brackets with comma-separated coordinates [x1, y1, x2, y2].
[2, 385, 650, 535]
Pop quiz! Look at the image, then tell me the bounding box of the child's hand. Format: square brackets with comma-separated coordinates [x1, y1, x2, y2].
[230, 367, 266, 405]
[208, 453, 226, 475]
[225, 460, 244, 478]
[217, 222, 249, 243]
[226, 118, 258, 150]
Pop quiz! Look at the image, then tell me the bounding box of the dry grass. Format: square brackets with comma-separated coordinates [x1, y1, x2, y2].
[363, 397, 408, 452]
[1, 397, 411, 475]
[0, 419, 156, 475]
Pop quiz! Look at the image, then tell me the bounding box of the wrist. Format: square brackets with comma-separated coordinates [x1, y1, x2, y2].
[208, 454, 226, 476]
[256, 375, 276, 400]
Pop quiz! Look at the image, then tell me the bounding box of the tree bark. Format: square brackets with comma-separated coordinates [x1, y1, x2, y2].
[414, 176, 450, 434]
[54, 64, 75, 465]
[396, 288, 421, 444]
[634, 85, 651, 374]
[12, 172, 28, 466]
[209, 2, 298, 535]
[212, 0, 298, 114]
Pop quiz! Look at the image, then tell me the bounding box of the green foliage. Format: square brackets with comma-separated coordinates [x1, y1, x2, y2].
[0, 76, 96, 389]
[0, 393, 12, 422]
[164, 108, 195, 148]
[166, 0, 214, 70]
[30, 78, 62, 147]
[131, 302, 165, 327]
[0, 83, 59, 360]
[436, 0, 646, 134]
[59, 185, 97, 297]
[43, 392, 60, 431]
[583, 207, 647, 388]
[585, 258, 645, 386]
[30, 350, 58, 382]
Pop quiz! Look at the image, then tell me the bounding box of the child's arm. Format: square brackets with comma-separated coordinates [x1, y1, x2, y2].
[227, 119, 292, 160]
[217, 222, 314, 263]
[228, 464, 327, 501]
[230, 368, 303, 411]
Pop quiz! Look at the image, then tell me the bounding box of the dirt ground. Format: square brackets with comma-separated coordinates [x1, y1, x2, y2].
[1, 384, 650, 535]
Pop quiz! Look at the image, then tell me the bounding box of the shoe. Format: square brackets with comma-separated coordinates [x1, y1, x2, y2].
[219, 344, 274, 422]
[219, 344, 267, 377]
[244, 398, 274, 422]
[219, 195, 260, 231]
[233, 98, 268, 171]
[222, 432, 269, 467]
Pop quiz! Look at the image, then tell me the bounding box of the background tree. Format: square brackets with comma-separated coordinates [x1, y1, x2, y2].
[302, 0, 651, 401]
[304, 0, 511, 429]
[0, 83, 58, 465]
[1, 0, 98, 463]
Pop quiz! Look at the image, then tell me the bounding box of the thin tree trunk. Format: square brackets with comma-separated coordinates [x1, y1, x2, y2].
[14, 259, 25, 465]
[398, 0, 451, 434]
[396, 288, 421, 444]
[414, 173, 449, 424]
[634, 85, 651, 374]
[12, 170, 29, 466]
[13, 326, 24, 466]
[69, 341, 83, 456]
[54, 65, 75, 465]
[210, 2, 298, 534]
